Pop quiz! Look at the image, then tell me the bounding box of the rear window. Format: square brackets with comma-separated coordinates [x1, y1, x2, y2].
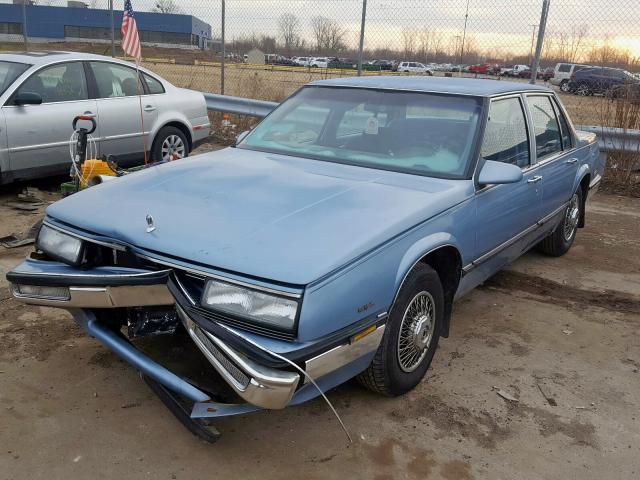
[558, 64, 571, 73]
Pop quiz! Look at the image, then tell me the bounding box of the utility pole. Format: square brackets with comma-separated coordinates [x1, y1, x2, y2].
[22, 0, 28, 52]
[530, 0, 550, 85]
[221, 0, 226, 94]
[110, 0, 115, 57]
[459, 0, 470, 66]
[356, 0, 367, 76]
[529, 24, 537, 66]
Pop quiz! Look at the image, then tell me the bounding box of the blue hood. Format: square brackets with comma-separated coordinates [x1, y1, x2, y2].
[47, 148, 471, 285]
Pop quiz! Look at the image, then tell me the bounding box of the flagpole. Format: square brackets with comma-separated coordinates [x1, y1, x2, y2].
[135, 61, 149, 165]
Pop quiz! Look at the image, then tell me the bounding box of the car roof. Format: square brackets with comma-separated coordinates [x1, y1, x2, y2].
[309, 75, 551, 97]
[0, 51, 137, 67]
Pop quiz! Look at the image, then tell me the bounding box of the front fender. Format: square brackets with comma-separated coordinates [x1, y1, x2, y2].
[394, 232, 462, 294]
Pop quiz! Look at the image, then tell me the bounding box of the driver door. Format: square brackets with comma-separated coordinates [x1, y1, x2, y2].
[471, 95, 542, 280]
[3, 61, 99, 180]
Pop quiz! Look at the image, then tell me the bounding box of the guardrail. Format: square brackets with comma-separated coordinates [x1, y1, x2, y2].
[574, 125, 640, 155]
[203, 93, 277, 118]
[203, 93, 640, 157]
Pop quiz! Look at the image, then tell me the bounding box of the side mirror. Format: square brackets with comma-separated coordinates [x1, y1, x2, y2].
[235, 130, 250, 146]
[478, 160, 523, 186]
[14, 91, 43, 106]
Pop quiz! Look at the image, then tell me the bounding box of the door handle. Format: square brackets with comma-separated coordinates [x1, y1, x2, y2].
[82, 111, 96, 118]
[144, 105, 156, 112]
[527, 175, 543, 184]
[565, 158, 578, 165]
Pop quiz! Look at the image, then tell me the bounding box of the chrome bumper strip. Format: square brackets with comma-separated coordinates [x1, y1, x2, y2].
[304, 325, 385, 383]
[11, 283, 174, 308]
[178, 306, 300, 410]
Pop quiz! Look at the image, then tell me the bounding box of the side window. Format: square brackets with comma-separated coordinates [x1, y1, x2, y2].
[558, 64, 571, 73]
[526, 95, 562, 160]
[551, 99, 572, 150]
[143, 73, 165, 94]
[480, 97, 530, 168]
[90, 62, 143, 98]
[15, 62, 87, 103]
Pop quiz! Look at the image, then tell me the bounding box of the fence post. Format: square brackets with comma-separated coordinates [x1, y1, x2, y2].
[530, 0, 550, 84]
[221, 0, 226, 95]
[356, 0, 367, 76]
[109, 0, 115, 57]
[21, 1, 28, 52]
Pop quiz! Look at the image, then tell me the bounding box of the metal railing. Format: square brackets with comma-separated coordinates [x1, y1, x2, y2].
[203, 92, 640, 157]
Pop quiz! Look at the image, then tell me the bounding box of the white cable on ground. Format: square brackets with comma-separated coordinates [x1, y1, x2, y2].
[216, 323, 353, 444]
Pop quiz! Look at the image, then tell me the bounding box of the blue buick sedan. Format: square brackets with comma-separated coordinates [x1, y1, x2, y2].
[7, 77, 604, 441]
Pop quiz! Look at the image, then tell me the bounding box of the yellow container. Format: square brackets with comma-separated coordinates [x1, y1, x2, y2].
[79, 159, 116, 188]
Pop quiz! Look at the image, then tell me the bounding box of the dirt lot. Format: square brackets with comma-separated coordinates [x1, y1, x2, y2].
[0, 183, 638, 480]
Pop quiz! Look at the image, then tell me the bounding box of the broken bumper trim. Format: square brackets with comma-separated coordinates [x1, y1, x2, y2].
[8, 258, 173, 308]
[178, 306, 301, 410]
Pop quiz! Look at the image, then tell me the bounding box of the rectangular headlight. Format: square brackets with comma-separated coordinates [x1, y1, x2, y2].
[201, 280, 298, 331]
[13, 284, 70, 301]
[36, 224, 84, 266]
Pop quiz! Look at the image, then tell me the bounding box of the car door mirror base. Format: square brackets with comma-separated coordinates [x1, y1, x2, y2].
[14, 91, 43, 106]
[478, 160, 524, 186]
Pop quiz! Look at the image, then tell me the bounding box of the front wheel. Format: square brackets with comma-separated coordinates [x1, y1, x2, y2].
[152, 126, 189, 163]
[575, 83, 591, 96]
[357, 263, 443, 396]
[537, 187, 583, 256]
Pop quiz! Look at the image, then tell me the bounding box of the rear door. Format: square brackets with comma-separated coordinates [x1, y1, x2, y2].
[524, 94, 577, 221]
[88, 61, 158, 163]
[3, 61, 98, 179]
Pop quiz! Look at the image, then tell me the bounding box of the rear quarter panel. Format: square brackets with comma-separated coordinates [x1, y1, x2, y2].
[152, 87, 209, 143]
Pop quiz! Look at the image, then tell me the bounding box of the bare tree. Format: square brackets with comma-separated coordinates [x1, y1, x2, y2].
[401, 28, 416, 59]
[310, 16, 346, 53]
[153, 0, 183, 14]
[278, 13, 301, 55]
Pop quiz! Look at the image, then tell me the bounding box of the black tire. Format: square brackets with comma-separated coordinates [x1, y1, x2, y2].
[357, 263, 443, 396]
[537, 187, 583, 257]
[560, 80, 570, 92]
[152, 126, 189, 163]
[575, 83, 591, 96]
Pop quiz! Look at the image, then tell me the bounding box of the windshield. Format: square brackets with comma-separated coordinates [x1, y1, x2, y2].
[0, 61, 30, 97]
[239, 86, 483, 178]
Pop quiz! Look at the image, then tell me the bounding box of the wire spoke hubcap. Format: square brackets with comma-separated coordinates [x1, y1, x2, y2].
[563, 193, 580, 241]
[161, 135, 185, 161]
[397, 291, 435, 373]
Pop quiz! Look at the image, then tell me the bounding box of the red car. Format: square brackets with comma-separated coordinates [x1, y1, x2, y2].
[468, 63, 492, 74]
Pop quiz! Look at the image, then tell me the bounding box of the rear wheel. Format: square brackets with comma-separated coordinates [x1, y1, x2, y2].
[559, 80, 570, 92]
[575, 83, 591, 96]
[152, 126, 189, 163]
[357, 264, 443, 396]
[537, 187, 583, 257]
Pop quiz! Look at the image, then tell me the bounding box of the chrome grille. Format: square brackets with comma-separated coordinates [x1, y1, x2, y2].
[192, 325, 251, 389]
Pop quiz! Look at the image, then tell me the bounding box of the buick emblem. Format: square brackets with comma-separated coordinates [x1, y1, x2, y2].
[146, 214, 156, 233]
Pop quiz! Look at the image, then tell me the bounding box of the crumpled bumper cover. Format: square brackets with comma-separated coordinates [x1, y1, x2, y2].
[7, 257, 385, 417]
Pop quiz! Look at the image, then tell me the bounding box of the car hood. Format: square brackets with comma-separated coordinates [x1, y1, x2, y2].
[46, 148, 471, 285]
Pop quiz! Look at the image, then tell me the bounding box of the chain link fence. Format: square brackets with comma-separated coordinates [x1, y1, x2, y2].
[2, 1, 640, 158]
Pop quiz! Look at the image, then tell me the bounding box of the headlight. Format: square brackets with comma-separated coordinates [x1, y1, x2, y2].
[36, 224, 84, 266]
[201, 280, 298, 331]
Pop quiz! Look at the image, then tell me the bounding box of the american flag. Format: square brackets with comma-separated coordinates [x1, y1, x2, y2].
[121, 0, 141, 62]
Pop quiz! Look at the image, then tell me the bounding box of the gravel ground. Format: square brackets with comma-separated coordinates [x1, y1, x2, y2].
[0, 184, 638, 480]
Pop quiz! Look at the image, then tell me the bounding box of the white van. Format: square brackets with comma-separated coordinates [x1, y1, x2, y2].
[551, 63, 591, 92]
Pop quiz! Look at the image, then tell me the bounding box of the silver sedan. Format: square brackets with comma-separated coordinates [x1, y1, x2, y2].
[0, 51, 210, 184]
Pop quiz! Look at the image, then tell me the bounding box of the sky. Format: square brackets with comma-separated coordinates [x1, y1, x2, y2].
[8, 0, 640, 57]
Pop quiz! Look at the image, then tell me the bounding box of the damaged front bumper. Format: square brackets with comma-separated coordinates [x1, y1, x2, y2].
[7, 256, 385, 429]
